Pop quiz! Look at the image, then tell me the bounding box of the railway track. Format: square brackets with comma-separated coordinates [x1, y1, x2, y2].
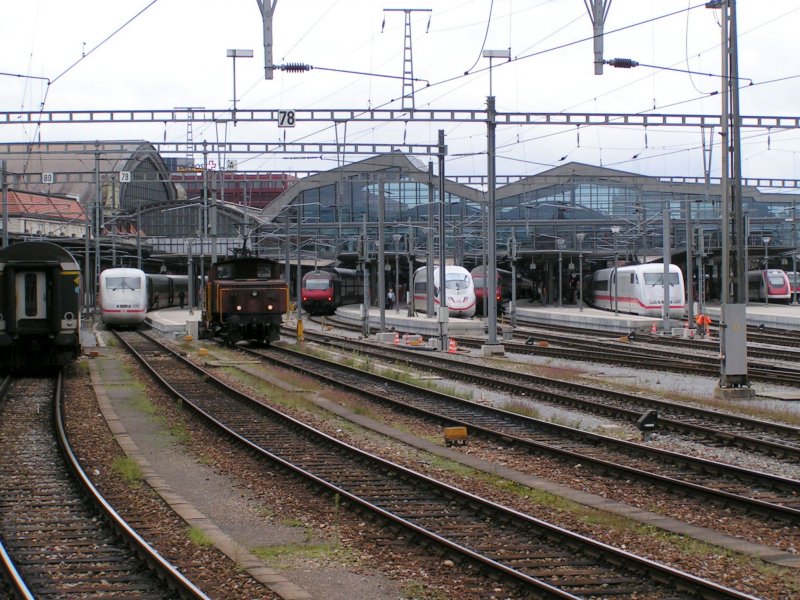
[252, 337, 800, 528]
[0, 371, 208, 599]
[114, 329, 759, 599]
[514, 317, 800, 364]
[302, 322, 800, 463]
[321, 314, 800, 385]
[503, 332, 800, 386]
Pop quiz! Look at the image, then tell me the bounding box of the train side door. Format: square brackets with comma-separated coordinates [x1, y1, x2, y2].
[16, 271, 47, 321]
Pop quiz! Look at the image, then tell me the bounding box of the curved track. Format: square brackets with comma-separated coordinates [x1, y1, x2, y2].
[0, 372, 208, 599]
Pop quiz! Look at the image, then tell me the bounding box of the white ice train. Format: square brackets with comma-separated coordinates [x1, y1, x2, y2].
[99, 267, 148, 328]
[412, 265, 476, 318]
[590, 263, 686, 318]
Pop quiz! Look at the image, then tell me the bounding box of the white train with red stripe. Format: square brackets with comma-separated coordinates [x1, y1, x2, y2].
[589, 263, 685, 318]
[99, 267, 148, 328]
[412, 265, 476, 318]
[747, 269, 791, 303]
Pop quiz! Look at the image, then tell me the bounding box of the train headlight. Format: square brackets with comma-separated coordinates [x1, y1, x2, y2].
[251, 291, 258, 297]
[267, 304, 274, 311]
[236, 305, 242, 311]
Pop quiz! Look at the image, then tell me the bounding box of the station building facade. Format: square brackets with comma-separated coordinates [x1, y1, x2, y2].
[3, 144, 800, 305]
[257, 153, 800, 303]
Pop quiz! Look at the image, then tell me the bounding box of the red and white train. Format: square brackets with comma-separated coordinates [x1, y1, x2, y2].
[301, 267, 364, 315]
[747, 269, 791, 303]
[412, 265, 476, 318]
[471, 265, 534, 315]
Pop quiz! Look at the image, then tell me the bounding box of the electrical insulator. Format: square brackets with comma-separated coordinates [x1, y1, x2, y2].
[280, 63, 313, 72]
[607, 58, 638, 69]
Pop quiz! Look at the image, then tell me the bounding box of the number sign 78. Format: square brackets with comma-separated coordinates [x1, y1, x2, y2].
[278, 110, 296, 128]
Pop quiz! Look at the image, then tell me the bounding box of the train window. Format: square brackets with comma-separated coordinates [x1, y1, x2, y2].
[305, 278, 331, 290]
[445, 274, 470, 290]
[217, 264, 234, 279]
[256, 263, 273, 279]
[106, 276, 142, 290]
[643, 273, 680, 285]
[768, 273, 786, 286]
[24, 273, 38, 317]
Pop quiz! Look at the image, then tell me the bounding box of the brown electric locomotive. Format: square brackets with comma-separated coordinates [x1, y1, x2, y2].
[201, 250, 289, 345]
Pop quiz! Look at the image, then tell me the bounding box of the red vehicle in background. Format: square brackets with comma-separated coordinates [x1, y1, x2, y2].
[471, 265, 534, 315]
[747, 269, 792, 303]
[301, 267, 363, 315]
[787, 271, 800, 303]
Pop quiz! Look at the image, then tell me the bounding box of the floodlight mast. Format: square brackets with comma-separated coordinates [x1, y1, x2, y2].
[481, 49, 510, 97]
[227, 49, 254, 124]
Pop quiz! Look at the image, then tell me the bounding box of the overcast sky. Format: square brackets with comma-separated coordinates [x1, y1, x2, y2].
[2, 1, 799, 184]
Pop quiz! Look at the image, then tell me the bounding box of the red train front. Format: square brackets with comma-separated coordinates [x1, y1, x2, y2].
[302, 269, 338, 315]
[301, 267, 363, 315]
[471, 266, 504, 316]
[202, 253, 289, 345]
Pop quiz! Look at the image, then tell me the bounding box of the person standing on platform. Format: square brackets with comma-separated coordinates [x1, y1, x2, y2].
[387, 288, 395, 310]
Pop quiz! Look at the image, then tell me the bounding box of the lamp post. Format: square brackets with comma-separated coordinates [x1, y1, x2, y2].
[509, 236, 517, 327]
[787, 211, 798, 304]
[392, 233, 401, 313]
[556, 237, 565, 308]
[136, 197, 142, 269]
[792, 205, 800, 304]
[407, 232, 415, 317]
[611, 225, 621, 315]
[762, 235, 771, 306]
[226, 49, 254, 124]
[576, 233, 586, 311]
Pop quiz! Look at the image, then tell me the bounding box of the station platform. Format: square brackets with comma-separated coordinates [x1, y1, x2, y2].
[515, 300, 800, 333]
[143, 299, 800, 341]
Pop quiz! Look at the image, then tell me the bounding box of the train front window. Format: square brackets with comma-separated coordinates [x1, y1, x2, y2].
[643, 273, 680, 286]
[24, 273, 38, 317]
[768, 274, 786, 286]
[445, 275, 469, 290]
[305, 278, 331, 290]
[106, 276, 142, 290]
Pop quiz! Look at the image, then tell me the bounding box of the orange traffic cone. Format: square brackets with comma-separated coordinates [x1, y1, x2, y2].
[650, 321, 657, 334]
[393, 331, 400, 345]
[448, 338, 458, 353]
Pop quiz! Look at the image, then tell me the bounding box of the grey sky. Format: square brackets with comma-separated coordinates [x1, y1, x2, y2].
[2, 1, 799, 181]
